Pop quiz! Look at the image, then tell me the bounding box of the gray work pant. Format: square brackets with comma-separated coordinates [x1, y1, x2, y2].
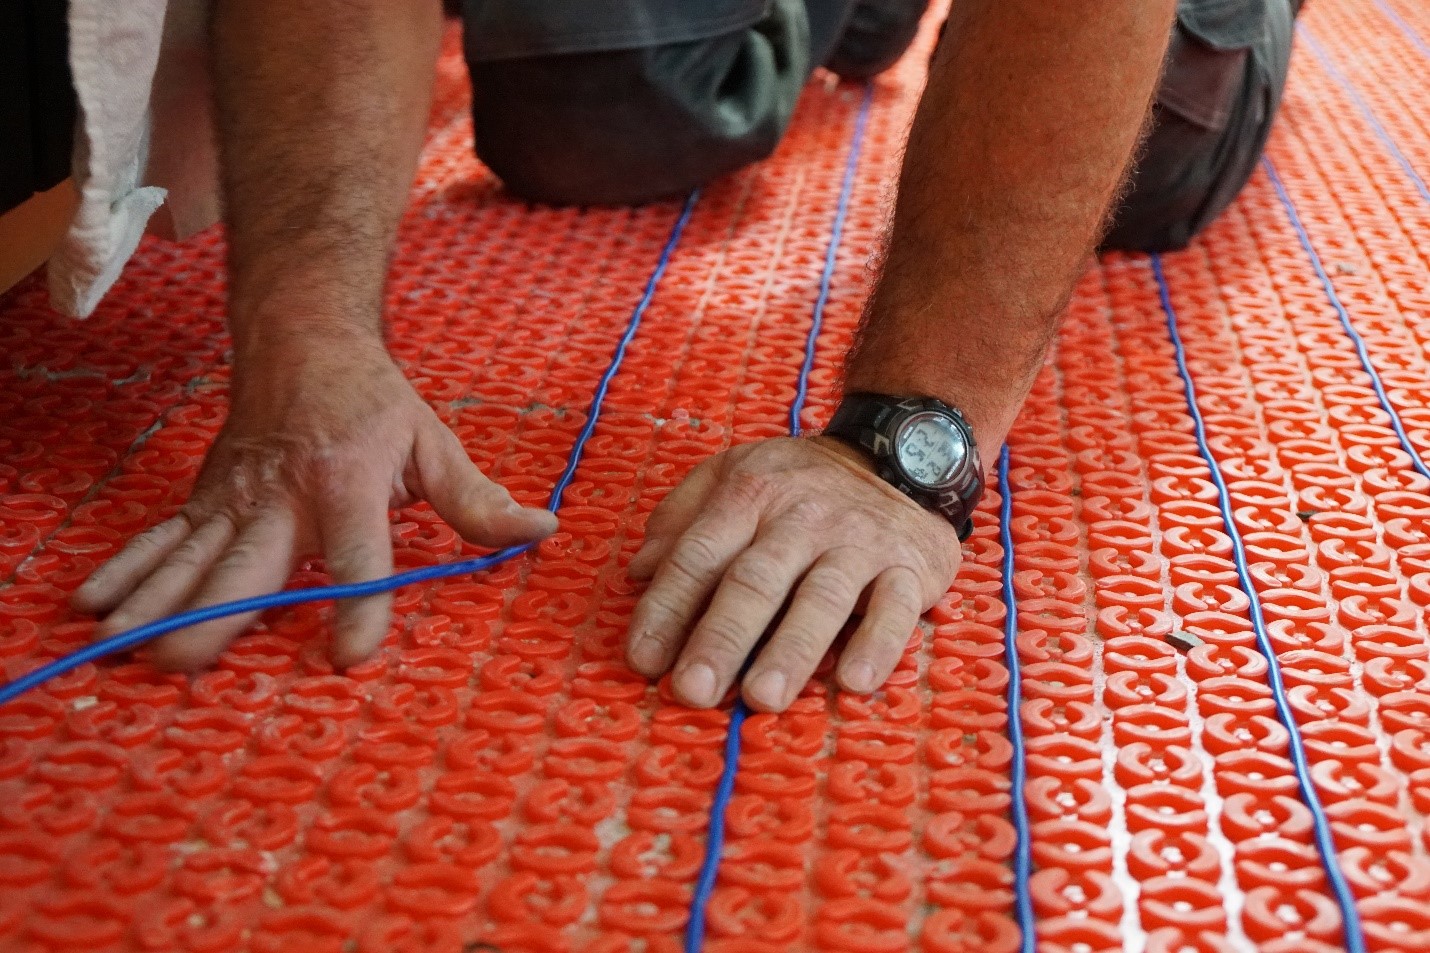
[461, 0, 1295, 253]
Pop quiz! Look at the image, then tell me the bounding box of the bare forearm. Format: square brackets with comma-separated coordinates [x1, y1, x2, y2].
[846, 0, 1177, 449]
[211, 0, 443, 354]
[78, 1, 560, 669]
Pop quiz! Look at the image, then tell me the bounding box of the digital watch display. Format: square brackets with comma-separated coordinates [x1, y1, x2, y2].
[825, 394, 985, 540]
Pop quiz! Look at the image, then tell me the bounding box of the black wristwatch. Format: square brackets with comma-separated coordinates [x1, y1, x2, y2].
[824, 393, 985, 540]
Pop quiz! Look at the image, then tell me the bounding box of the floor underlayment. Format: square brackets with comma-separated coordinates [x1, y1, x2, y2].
[3, 1, 1430, 950]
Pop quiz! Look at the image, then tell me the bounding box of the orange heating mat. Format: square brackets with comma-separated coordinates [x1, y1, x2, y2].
[2, 2, 1430, 951]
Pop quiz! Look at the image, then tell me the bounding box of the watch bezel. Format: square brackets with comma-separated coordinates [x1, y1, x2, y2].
[823, 392, 985, 541]
[890, 408, 969, 491]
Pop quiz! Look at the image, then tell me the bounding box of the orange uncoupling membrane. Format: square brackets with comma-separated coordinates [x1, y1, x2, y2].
[1, 0, 1430, 949]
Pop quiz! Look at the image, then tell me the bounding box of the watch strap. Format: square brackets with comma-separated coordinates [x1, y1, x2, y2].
[825, 394, 983, 540]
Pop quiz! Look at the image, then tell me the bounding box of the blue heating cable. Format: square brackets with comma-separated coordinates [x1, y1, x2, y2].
[684, 82, 875, 953]
[682, 688, 749, 949]
[788, 83, 876, 440]
[1289, 30, 1430, 478]
[1262, 157, 1430, 482]
[0, 191, 701, 707]
[1296, 28, 1430, 206]
[1369, 0, 1430, 60]
[1151, 253, 1366, 953]
[998, 444, 1035, 953]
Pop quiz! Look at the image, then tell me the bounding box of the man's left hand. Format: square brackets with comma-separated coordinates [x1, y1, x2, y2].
[625, 435, 964, 712]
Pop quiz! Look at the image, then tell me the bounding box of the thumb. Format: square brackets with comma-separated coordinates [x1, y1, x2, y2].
[414, 420, 559, 547]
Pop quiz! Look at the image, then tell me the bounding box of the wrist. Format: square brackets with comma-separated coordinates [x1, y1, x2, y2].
[230, 315, 392, 402]
[232, 304, 386, 364]
[228, 259, 386, 351]
[821, 394, 985, 540]
[844, 288, 1056, 458]
[808, 432, 877, 471]
[840, 369, 1020, 460]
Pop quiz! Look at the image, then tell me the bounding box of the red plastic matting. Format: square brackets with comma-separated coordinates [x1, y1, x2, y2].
[2, 1, 1430, 950]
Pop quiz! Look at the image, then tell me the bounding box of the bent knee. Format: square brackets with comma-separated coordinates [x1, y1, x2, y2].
[1102, 0, 1294, 252]
[468, 55, 786, 206]
[466, 1, 810, 206]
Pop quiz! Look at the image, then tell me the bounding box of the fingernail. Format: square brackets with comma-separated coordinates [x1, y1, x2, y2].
[747, 670, 787, 710]
[628, 635, 664, 675]
[843, 660, 876, 693]
[678, 662, 717, 708]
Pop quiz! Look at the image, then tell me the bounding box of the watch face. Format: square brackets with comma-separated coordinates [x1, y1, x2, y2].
[894, 411, 967, 489]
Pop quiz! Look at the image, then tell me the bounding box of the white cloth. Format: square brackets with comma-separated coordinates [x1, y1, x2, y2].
[48, 1, 219, 317]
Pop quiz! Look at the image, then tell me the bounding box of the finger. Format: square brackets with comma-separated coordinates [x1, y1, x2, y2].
[742, 552, 872, 712]
[628, 459, 721, 581]
[318, 491, 397, 668]
[835, 566, 925, 695]
[625, 504, 759, 681]
[95, 517, 237, 639]
[149, 511, 299, 671]
[670, 525, 817, 709]
[73, 514, 192, 614]
[416, 421, 558, 546]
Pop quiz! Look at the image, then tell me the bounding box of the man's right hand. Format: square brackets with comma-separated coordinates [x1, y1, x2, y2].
[72, 330, 558, 670]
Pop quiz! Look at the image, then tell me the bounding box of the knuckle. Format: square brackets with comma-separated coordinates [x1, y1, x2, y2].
[337, 591, 391, 625]
[636, 589, 689, 628]
[177, 502, 212, 528]
[305, 449, 339, 480]
[724, 469, 768, 505]
[724, 554, 785, 601]
[872, 612, 917, 645]
[786, 499, 827, 528]
[212, 536, 264, 574]
[774, 627, 829, 670]
[836, 513, 869, 540]
[666, 534, 724, 582]
[895, 572, 924, 604]
[800, 568, 856, 611]
[165, 540, 211, 574]
[695, 618, 751, 661]
[327, 540, 382, 575]
[886, 567, 927, 612]
[125, 524, 171, 558]
[459, 474, 506, 508]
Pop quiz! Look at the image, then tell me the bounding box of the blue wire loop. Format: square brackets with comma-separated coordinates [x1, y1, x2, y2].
[1296, 29, 1430, 207]
[0, 190, 701, 707]
[998, 445, 1035, 953]
[1262, 157, 1430, 482]
[1275, 28, 1430, 479]
[1151, 253, 1366, 953]
[788, 85, 874, 440]
[683, 691, 749, 948]
[1369, 0, 1430, 60]
[684, 82, 875, 953]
